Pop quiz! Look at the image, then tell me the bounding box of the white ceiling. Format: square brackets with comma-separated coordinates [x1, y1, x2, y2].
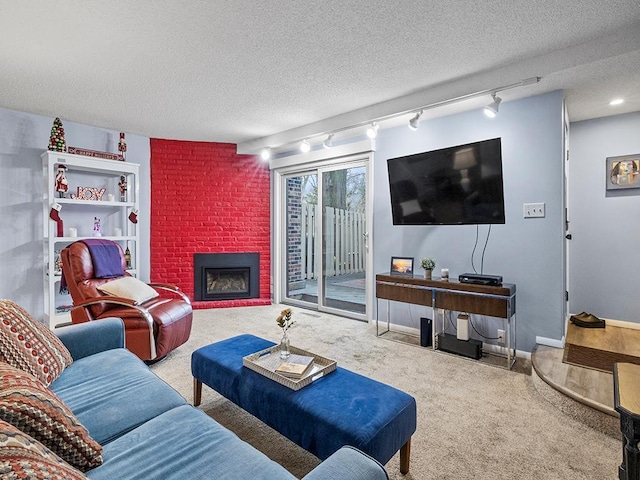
[1, 1, 639, 154]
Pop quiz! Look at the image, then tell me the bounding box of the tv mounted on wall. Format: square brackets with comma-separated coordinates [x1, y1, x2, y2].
[387, 137, 506, 225]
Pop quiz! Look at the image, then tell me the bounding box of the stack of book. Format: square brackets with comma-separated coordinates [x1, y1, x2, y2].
[275, 354, 315, 379]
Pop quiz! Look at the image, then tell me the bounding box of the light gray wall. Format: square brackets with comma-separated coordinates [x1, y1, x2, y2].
[0, 106, 151, 321]
[568, 111, 640, 323]
[373, 91, 566, 352]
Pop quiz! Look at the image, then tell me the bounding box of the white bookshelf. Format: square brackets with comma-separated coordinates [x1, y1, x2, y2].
[42, 151, 140, 328]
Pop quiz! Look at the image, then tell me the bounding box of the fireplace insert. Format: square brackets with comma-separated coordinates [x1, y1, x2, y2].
[194, 253, 259, 301]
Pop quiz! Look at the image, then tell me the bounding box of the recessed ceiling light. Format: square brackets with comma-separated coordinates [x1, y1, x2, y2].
[609, 98, 624, 106]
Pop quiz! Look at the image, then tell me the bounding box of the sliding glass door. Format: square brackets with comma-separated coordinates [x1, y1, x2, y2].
[320, 164, 367, 315]
[281, 160, 369, 320]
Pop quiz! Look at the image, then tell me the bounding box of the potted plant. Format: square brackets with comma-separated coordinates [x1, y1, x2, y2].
[420, 257, 436, 279]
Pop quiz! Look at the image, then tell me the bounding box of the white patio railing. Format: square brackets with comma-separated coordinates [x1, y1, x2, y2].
[300, 203, 365, 279]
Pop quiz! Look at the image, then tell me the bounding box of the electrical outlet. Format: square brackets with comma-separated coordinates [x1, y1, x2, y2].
[523, 202, 545, 218]
[497, 329, 505, 344]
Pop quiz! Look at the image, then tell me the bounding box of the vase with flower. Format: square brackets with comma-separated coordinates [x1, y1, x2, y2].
[276, 308, 294, 359]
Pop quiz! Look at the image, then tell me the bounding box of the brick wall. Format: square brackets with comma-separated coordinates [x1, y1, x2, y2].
[286, 177, 303, 288]
[149, 139, 271, 308]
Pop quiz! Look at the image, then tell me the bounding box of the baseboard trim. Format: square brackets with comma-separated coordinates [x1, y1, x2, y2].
[536, 335, 565, 349]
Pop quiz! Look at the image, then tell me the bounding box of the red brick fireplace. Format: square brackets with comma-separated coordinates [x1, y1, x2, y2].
[149, 139, 271, 308]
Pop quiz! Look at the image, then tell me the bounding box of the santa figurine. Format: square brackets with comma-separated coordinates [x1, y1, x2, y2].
[55, 165, 68, 198]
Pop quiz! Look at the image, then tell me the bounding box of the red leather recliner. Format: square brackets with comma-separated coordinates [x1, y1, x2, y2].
[60, 240, 193, 361]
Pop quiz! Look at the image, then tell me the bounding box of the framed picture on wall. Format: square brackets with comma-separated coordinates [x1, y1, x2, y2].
[606, 154, 640, 190]
[390, 256, 414, 277]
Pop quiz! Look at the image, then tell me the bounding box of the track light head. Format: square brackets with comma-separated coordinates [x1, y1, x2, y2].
[260, 148, 271, 161]
[408, 111, 423, 131]
[300, 139, 311, 153]
[323, 134, 334, 149]
[366, 123, 379, 139]
[484, 93, 502, 118]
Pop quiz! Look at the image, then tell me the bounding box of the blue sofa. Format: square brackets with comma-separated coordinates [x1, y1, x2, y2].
[51, 318, 389, 479]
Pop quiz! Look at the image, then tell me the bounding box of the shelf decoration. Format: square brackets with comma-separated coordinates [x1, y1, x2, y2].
[48, 117, 66, 152]
[119, 175, 128, 201]
[124, 243, 131, 269]
[128, 209, 138, 224]
[53, 251, 62, 275]
[55, 165, 68, 198]
[118, 132, 127, 160]
[49, 203, 63, 237]
[420, 257, 436, 280]
[70, 186, 106, 201]
[67, 146, 124, 161]
[390, 256, 414, 277]
[93, 217, 101, 237]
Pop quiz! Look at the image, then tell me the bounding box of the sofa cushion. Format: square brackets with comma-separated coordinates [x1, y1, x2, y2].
[0, 419, 88, 480]
[50, 348, 187, 444]
[0, 300, 73, 386]
[0, 363, 102, 471]
[97, 277, 159, 305]
[86, 405, 297, 480]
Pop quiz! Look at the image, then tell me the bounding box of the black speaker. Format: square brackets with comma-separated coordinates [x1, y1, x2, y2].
[420, 317, 432, 347]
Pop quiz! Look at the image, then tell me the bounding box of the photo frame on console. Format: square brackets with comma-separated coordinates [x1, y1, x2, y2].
[390, 256, 414, 277]
[606, 154, 640, 190]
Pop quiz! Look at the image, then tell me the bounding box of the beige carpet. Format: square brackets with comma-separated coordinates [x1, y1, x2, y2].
[150, 305, 620, 480]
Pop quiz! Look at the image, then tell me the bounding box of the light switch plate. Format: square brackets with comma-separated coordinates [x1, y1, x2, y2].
[523, 202, 545, 218]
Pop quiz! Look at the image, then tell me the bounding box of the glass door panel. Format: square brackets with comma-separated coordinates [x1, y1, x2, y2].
[320, 165, 367, 316]
[284, 173, 318, 306]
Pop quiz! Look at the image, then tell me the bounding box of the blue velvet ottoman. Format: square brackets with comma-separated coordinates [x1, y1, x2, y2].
[192, 334, 417, 474]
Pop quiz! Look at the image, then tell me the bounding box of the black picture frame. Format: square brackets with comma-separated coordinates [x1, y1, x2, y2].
[390, 256, 414, 277]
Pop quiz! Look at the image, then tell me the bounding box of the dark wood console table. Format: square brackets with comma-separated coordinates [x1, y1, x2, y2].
[375, 273, 517, 369]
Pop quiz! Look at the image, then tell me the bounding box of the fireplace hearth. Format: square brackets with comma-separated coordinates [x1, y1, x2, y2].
[194, 253, 260, 301]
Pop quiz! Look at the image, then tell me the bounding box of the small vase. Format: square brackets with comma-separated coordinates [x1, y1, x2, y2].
[280, 331, 291, 359]
[424, 270, 432, 280]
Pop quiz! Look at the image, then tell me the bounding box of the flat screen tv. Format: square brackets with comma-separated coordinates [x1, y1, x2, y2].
[387, 137, 505, 225]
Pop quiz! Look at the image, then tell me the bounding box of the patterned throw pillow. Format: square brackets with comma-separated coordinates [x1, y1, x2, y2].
[0, 363, 102, 472]
[0, 300, 73, 386]
[0, 419, 88, 480]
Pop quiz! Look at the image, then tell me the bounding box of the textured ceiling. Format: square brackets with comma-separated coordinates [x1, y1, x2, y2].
[0, 1, 639, 153]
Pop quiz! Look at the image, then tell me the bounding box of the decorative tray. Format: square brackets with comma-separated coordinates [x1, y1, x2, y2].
[242, 344, 337, 391]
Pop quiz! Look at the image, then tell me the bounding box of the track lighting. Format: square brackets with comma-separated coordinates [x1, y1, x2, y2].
[484, 93, 502, 118]
[260, 148, 271, 161]
[408, 111, 423, 131]
[254, 77, 539, 156]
